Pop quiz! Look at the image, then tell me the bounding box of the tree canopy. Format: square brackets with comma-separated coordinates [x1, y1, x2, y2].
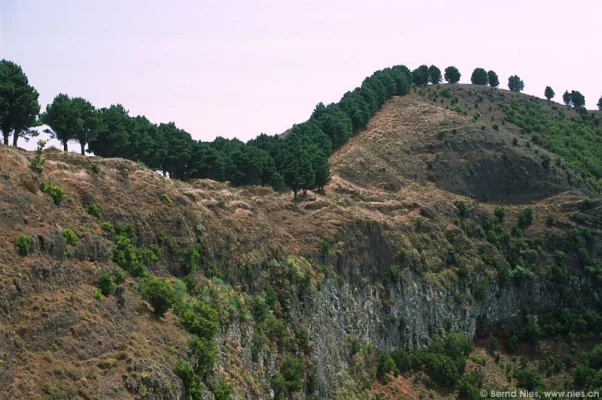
[412, 65, 430, 86]
[571, 90, 585, 109]
[563, 90, 572, 106]
[428, 65, 442, 85]
[487, 70, 499, 88]
[508, 75, 525, 92]
[0, 59, 40, 147]
[598, 96, 602, 110]
[470, 68, 488, 85]
[444, 66, 461, 84]
[544, 86, 555, 101]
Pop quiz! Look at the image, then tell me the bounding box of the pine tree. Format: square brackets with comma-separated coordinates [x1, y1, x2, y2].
[544, 86, 555, 101]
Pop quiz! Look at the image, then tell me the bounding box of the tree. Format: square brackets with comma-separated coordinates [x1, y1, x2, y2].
[598, 96, 602, 110]
[428, 65, 442, 84]
[544, 86, 555, 101]
[72, 97, 101, 155]
[412, 65, 429, 86]
[444, 66, 461, 84]
[0, 60, 40, 147]
[41, 94, 78, 152]
[470, 68, 488, 85]
[139, 276, 176, 317]
[571, 90, 585, 109]
[508, 75, 525, 92]
[563, 90, 572, 106]
[487, 70, 499, 88]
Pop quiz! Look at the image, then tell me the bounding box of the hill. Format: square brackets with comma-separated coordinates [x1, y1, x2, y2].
[1, 84, 602, 400]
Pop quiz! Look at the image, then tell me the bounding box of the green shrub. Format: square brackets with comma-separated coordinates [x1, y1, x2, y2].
[494, 206, 506, 222]
[160, 193, 172, 204]
[515, 366, 543, 391]
[179, 301, 220, 339]
[139, 277, 176, 317]
[174, 359, 203, 400]
[376, 352, 399, 382]
[113, 267, 126, 284]
[180, 246, 202, 274]
[388, 265, 402, 282]
[101, 221, 115, 235]
[30, 140, 46, 173]
[211, 377, 233, 400]
[188, 337, 216, 378]
[90, 162, 100, 174]
[455, 201, 468, 217]
[40, 182, 66, 205]
[545, 214, 555, 225]
[62, 229, 79, 245]
[113, 234, 144, 277]
[272, 356, 304, 399]
[492, 124, 500, 131]
[85, 204, 102, 220]
[15, 234, 32, 255]
[517, 207, 533, 229]
[98, 273, 116, 296]
[93, 288, 103, 301]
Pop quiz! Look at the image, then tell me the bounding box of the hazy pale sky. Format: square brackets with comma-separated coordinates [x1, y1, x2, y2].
[2, 0, 601, 150]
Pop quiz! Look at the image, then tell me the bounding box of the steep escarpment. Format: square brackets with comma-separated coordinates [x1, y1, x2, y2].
[1, 87, 602, 399]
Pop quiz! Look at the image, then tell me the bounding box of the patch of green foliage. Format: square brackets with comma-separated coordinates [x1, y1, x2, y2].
[98, 273, 116, 296]
[390, 332, 473, 388]
[61, 228, 79, 245]
[40, 181, 66, 205]
[85, 203, 102, 220]
[160, 193, 172, 204]
[139, 276, 176, 317]
[271, 355, 304, 399]
[30, 140, 46, 173]
[15, 234, 32, 255]
[89, 162, 101, 174]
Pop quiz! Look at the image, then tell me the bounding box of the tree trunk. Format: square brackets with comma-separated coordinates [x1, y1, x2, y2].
[2, 133, 8, 146]
[12, 131, 19, 147]
[63, 142, 68, 152]
[80, 142, 86, 155]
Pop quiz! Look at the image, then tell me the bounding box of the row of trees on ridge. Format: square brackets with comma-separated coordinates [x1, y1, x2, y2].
[1, 59, 601, 197]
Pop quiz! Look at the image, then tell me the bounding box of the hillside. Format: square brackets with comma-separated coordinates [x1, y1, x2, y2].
[1, 85, 602, 400]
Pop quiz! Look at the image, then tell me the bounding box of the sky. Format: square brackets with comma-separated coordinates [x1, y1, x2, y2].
[1, 0, 601, 151]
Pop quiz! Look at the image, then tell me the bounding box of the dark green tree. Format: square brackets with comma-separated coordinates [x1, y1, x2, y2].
[571, 90, 585, 109]
[470, 68, 488, 85]
[563, 90, 572, 106]
[41, 94, 78, 152]
[487, 70, 499, 88]
[412, 65, 430, 86]
[428, 65, 442, 84]
[444, 66, 461, 84]
[72, 97, 101, 155]
[139, 276, 176, 318]
[598, 96, 602, 110]
[544, 86, 555, 101]
[88, 104, 133, 158]
[0, 60, 40, 147]
[508, 75, 525, 92]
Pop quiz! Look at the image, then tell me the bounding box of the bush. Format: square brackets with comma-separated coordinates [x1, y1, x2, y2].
[515, 366, 543, 391]
[545, 214, 555, 225]
[517, 207, 534, 229]
[139, 277, 176, 317]
[492, 123, 500, 131]
[174, 359, 203, 400]
[377, 353, 399, 382]
[188, 337, 216, 378]
[98, 273, 116, 296]
[40, 182, 66, 205]
[272, 356, 304, 399]
[179, 301, 220, 339]
[15, 234, 32, 255]
[456, 201, 468, 217]
[30, 140, 46, 173]
[90, 162, 100, 174]
[62, 229, 79, 245]
[101, 221, 115, 234]
[113, 234, 144, 277]
[211, 377, 233, 400]
[180, 246, 202, 274]
[160, 193, 172, 204]
[85, 204, 102, 220]
[113, 267, 126, 284]
[494, 206, 506, 222]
